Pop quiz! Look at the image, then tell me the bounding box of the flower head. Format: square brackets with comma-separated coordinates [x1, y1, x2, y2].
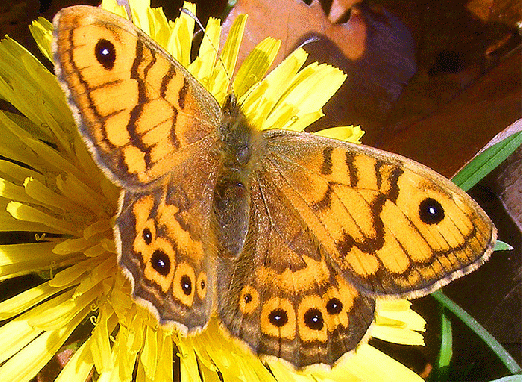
[0, 0, 424, 381]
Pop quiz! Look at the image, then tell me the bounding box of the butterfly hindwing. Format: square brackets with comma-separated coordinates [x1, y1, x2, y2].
[116, 142, 220, 331]
[217, 171, 375, 367]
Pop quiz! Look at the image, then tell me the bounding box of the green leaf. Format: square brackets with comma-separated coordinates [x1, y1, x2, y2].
[434, 309, 453, 381]
[432, 291, 522, 374]
[494, 240, 513, 251]
[452, 131, 522, 191]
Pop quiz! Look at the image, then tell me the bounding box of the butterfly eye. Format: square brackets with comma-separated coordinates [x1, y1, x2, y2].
[268, 308, 288, 327]
[150, 249, 170, 276]
[303, 308, 324, 330]
[95, 39, 116, 70]
[419, 197, 445, 224]
[326, 298, 343, 315]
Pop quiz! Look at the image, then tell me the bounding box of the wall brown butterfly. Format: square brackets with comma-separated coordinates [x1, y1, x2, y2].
[52, 5, 496, 367]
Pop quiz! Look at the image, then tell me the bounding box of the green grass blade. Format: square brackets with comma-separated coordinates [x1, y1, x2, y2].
[433, 309, 453, 381]
[452, 131, 522, 191]
[432, 290, 522, 374]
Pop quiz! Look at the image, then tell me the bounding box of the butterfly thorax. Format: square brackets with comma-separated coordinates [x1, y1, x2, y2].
[213, 95, 262, 258]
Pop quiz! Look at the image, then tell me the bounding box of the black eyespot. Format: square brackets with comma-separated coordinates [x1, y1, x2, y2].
[142, 228, 152, 245]
[304, 308, 324, 330]
[419, 198, 445, 224]
[95, 39, 116, 70]
[150, 250, 170, 276]
[200, 280, 205, 290]
[180, 275, 192, 295]
[268, 309, 288, 327]
[243, 293, 252, 304]
[326, 298, 343, 315]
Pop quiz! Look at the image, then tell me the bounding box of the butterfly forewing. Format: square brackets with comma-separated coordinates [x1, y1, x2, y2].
[53, 6, 222, 190]
[263, 130, 497, 298]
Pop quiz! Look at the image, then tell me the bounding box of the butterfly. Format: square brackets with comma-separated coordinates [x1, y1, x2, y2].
[52, 5, 497, 368]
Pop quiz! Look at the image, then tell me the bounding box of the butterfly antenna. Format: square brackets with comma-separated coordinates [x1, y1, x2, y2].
[181, 7, 206, 37]
[116, 0, 133, 21]
[181, 7, 235, 93]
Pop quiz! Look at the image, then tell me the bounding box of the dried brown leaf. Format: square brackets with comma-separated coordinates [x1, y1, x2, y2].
[222, 0, 416, 133]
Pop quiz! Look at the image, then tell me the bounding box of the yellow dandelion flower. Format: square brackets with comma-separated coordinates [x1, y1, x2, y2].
[0, 0, 426, 381]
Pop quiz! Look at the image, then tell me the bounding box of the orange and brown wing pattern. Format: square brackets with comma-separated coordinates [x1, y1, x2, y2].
[263, 130, 496, 298]
[116, 146, 219, 331]
[217, 172, 375, 367]
[52, 6, 222, 189]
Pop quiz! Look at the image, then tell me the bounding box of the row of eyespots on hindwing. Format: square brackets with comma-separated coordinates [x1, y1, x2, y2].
[236, 276, 373, 351]
[129, 193, 207, 312]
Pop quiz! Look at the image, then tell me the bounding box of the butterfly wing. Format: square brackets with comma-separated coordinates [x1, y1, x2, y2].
[217, 171, 375, 367]
[218, 128, 495, 366]
[53, 6, 221, 331]
[261, 130, 497, 298]
[116, 145, 218, 331]
[53, 6, 221, 190]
